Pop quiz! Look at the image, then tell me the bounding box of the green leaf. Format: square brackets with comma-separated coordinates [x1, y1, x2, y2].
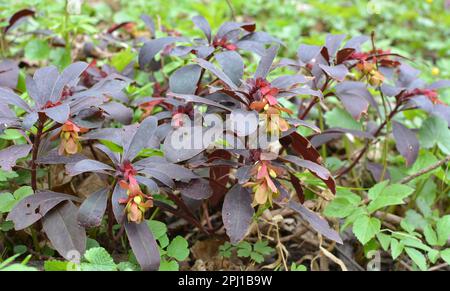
[147, 220, 168, 239]
[291, 263, 307, 271]
[423, 224, 438, 246]
[324, 189, 361, 218]
[166, 236, 189, 261]
[24, 39, 50, 60]
[353, 215, 381, 245]
[377, 233, 391, 251]
[44, 260, 69, 271]
[250, 252, 264, 263]
[427, 249, 440, 264]
[367, 183, 414, 213]
[237, 241, 252, 257]
[253, 241, 273, 256]
[0, 193, 15, 213]
[158, 260, 179, 271]
[418, 116, 450, 154]
[13, 186, 33, 200]
[404, 248, 427, 271]
[82, 247, 117, 271]
[117, 262, 139, 271]
[111, 47, 136, 72]
[86, 238, 100, 250]
[0, 170, 18, 182]
[0, 129, 23, 140]
[390, 238, 404, 260]
[440, 249, 450, 265]
[219, 242, 233, 258]
[436, 215, 450, 246]
[0, 186, 34, 214]
[324, 107, 362, 130]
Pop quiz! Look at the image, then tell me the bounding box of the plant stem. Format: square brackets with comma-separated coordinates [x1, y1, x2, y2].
[31, 116, 45, 192]
[399, 155, 450, 184]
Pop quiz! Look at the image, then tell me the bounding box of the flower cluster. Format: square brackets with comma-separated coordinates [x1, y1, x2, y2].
[118, 162, 153, 223]
[247, 78, 292, 133]
[58, 121, 87, 155]
[350, 49, 400, 87]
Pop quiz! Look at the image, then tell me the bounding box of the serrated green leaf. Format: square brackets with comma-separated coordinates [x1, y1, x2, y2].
[436, 215, 450, 246]
[324, 189, 362, 218]
[390, 238, 404, 260]
[367, 183, 414, 213]
[405, 248, 427, 271]
[353, 215, 381, 245]
[250, 252, 264, 263]
[377, 233, 391, 251]
[82, 247, 117, 271]
[423, 224, 438, 246]
[253, 241, 273, 256]
[440, 249, 450, 265]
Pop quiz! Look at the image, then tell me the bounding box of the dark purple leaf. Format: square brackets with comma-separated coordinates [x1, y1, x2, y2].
[392, 121, 419, 166]
[77, 187, 109, 228]
[433, 104, 450, 126]
[4, 9, 35, 33]
[124, 221, 160, 271]
[100, 101, 133, 125]
[344, 35, 369, 49]
[192, 15, 211, 42]
[29, 66, 58, 107]
[123, 116, 158, 162]
[37, 149, 87, 165]
[169, 64, 202, 94]
[177, 179, 212, 200]
[336, 48, 355, 64]
[367, 162, 391, 182]
[112, 183, 127, 224]
[271, 75, 308, 90]
[167, 92, 232, 111]
[50, 62, 89, 103]
[319, 64, 348, 82]
[428, 79, 450, 90]
[325, 34, 346, 57]
[216, 22, 255, 38]
[194, 58, 238, 90]
[139, 37, 186, 70]
[140, 14, 155, 36]
[255, 45, 279, 79]
[215, 51, 244, 86]
[0, 60, 19, 89]
[236, 165, 252, 184]
[142, 163, 198, 182]
[42, 201, 86, 261]
[297, 44, 322, 64]
[335, 82, 371, 120]
[235, 40, 266, 56]
[139, 168, 175, 188]
[282, 154, 336, 194]
[289, 200, 342, 244]
[43, 103, 70, 124]
[7, 191, 79, 230]
[0, 88, 31, 112]
[0, 144, 32, 171]
[239, 31, 283, 45]
[66, 159, 114, 176]
[81, 128, 123, 146]
[222, 184, 254, 244]
[135, 176, 159, 193]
